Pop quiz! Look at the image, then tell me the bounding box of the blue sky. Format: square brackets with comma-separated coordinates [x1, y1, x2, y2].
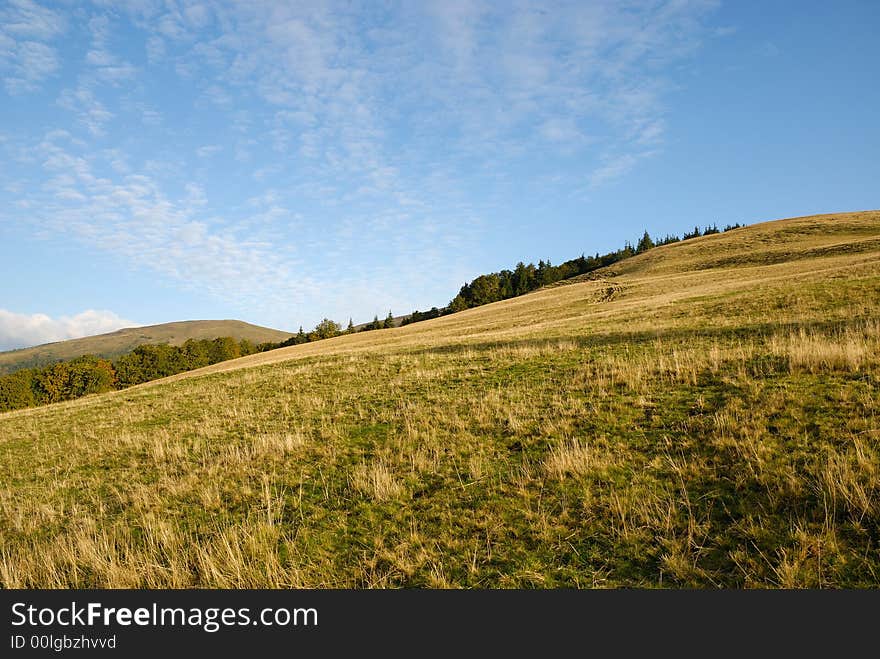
[0, 1, 877, 350]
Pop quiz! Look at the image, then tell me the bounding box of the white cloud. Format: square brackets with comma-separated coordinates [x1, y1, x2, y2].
[23, 136, 318, 316]
[57, 86, 114, 136]
[2, 0, 64, 40]
[216, 1, 708, 199]
[2, 39, 58, 93]
[0, 0, 65, 93]
[84, 13, 136, 82]
[0, 308, 137, 351]
[539, 118, 589, 144]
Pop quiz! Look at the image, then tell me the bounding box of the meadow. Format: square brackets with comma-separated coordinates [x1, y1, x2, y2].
[1, 211, 878, 587]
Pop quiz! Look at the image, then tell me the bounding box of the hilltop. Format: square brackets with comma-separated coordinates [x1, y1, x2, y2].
[1, 210, 878, 588]
[0, 319, 292, 375]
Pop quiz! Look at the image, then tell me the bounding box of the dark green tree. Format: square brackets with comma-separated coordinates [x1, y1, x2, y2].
[362, 315, 381, 331]
[469, 274, 502, 305]
[449, 295, 469, 313]
[512, 262, 537, 295]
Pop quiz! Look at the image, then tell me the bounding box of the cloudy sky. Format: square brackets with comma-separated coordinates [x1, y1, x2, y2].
[1, 1, 877, 350]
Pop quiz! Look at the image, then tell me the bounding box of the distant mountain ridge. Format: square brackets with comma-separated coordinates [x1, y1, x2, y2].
[0, 320, 293, 375]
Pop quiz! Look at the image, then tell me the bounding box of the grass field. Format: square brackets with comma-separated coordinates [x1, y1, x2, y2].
[1, 211, 878, 588]
[0, 319, 293, 375]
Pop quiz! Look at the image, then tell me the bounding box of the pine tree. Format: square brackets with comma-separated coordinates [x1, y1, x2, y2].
[383, 311, 394, 329]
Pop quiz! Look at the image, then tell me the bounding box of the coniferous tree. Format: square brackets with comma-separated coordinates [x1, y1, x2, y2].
[683, 226, 702, 240]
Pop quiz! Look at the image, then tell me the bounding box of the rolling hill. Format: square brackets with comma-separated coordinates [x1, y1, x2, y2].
[0, 319, 293, 375]
[1, 210, 878, 588]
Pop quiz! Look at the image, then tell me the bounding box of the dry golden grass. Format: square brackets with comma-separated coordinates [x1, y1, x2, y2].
[769, 321, 878, 373]
[351, 459, 406, 501]
[1, 210, 878, 588]
[544, 439, 602, 479]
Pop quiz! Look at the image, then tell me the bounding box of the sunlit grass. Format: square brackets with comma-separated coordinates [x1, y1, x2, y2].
[1, 210, 878, 588]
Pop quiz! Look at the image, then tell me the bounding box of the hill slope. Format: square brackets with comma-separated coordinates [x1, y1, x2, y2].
[0, 319, 293, 375]
[1, 210, 878, 588]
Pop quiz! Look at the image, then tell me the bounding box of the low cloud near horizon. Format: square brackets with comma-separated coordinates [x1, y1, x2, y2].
[0, 309, 137, 352]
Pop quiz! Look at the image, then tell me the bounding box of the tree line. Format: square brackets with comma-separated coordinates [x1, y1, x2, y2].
[0, 316, 393, 413]
[301, 224, 743, 331]
[0, 337, 258, 413]
[0, 317, 389, 413]
[420, 222, 743, 315]
[0, 221, 744, 414]
[257, 310, 399, 348]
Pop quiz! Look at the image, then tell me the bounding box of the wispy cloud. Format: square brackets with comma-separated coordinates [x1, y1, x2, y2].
[1, 0, 64, 40]
[588, 151, 656, 190]
[0, 0, 65, 93]
[196, 144, 221, 158]
[23, 134, 319, 317]
[2, 1, 721, 328]
[174, 1, 714, 198]
[0, 308, 136, 351]
[85, 15, 137, 83]
[57, 86, 114, 136]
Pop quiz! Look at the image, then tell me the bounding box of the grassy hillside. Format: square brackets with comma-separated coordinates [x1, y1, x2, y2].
[1, 210, 878, 588]
[0, 319, 292, 375]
